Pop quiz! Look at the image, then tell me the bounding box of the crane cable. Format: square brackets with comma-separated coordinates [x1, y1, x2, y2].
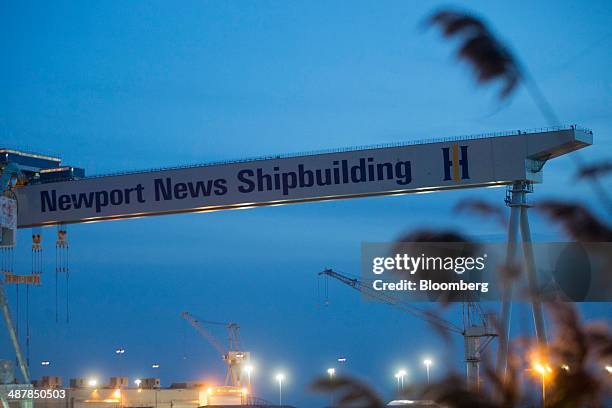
[28, 228, 43, 368]
[55, 225, 69, 323]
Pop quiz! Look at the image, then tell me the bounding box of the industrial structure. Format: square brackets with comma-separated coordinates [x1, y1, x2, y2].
[1, 373, 284, 408]
[0, 126, 593, 406]
[180, 312, 250, 388]
[319, 268, 497, 390]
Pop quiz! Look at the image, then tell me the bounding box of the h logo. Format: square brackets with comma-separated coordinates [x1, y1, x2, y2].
[442, 144, 470, 181]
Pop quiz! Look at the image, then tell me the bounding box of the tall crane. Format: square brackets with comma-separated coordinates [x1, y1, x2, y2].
[180, 311, 250, 387]
[0, 162, 30, 387]
[319, 268, 497, 391]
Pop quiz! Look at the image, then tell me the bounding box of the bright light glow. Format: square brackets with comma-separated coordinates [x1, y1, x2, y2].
[88, 379, 98, 387]
[533, 362, 552, 375]
[605, 365, 612, 374]
[112, 389, 121, 399]
[394, 373, 400, 379]
[275, 373, 285, 382]
[561, 364, 570, 372]
[398, 369, 407, 377]
[327, 368, 335, 377]
[134, 379, 142, 387]
[115, 348, 125, 354]
[337, 357, 347, 363]
[533, 363, 546, 375]
[41, 361, 50, 366]
[206, 388, 213, 394]
[151, 363, 160, 369]
[423, 359, 432, 367]
[244, 365, 254, 374]
[241, 388, 248, 394]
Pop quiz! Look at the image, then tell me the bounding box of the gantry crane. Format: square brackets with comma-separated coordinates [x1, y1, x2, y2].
[0, 127, 591, 385]
[319, 268, 497, 391]
[180, 311, 250, 387]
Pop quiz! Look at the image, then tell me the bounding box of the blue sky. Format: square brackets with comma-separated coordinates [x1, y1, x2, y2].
[1, 1, 611, 406]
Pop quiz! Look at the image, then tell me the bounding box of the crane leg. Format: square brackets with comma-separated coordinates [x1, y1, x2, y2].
[0, 286, 30, 384]
[519, 204, 547, 346]
[496, 182, 522, 379]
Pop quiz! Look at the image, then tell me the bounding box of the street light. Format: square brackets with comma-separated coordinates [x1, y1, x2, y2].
[533, 362, 552, 407]
[151, 363, 160, 369]
[275, 373, 285, 406]
[134, 379, 142, 387]
[41, 361, 50, 366]
[87, 378, 98, 387]
[115, 348, 125, 354]
[423, 359, 433, 384]
[327, 368, 335, 380]
[244, 365, 254, 388]
[397, 369, 407, 390]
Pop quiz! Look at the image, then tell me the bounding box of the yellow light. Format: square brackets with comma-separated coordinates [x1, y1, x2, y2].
[533, 363, 545, 375]
[561, 364, 570, 372]
[112, 389, 121, 399]
[533, 362, 552, 376]
[242, 388, 248, 394]
[88, 378, 98, 387]
[137, 389, 142, 393]
[206, 388, 213, 394]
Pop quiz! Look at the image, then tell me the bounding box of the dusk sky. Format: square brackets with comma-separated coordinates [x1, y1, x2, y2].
[1, 1, 611, 406]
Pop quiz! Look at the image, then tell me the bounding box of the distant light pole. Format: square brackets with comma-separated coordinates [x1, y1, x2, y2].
[327, 368, 335, 380]
[394, 372, 401, 392]
[275, 373, 285, 406]
[533, 363, 552, 408]
[397, 369, 406, 390]
[116, 347, 125, 377]
[423, 359, 432, 384]
[244, 365, 254, 388]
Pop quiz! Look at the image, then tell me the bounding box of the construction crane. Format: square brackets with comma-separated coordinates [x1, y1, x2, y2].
[319, 268, 497, 391]
[180, 311, 250, 387]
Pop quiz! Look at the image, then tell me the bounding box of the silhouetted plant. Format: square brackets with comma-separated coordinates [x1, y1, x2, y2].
[576, 160, 612, 180]
[312, 300, 611, 407]
[311, 375, 385, 407]
[454, 199, 507, 227]
[536, 201, 612, 242]
[426, 10, 519, 99]
[427, 8, 611, 212]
